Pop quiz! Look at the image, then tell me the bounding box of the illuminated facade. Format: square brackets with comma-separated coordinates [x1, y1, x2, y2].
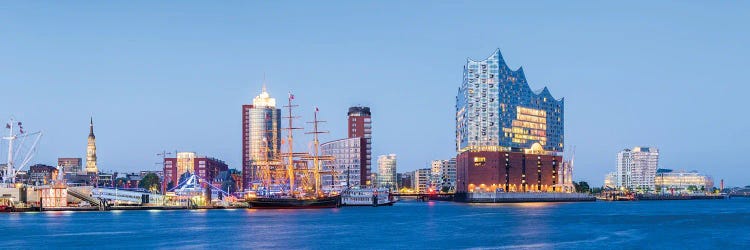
[377, 154, 397, 189]
[456, 49, 563, 153]
[455, 49, 565, 195]
[456, 151, 562, 193]
[320, 137, 363, 190]
[616, 147, 659, 192]
[242, 87, 282, 190]
[163, 152, 228, 191]
[85, 118, 98, 174]
[655, 169, 713, 193]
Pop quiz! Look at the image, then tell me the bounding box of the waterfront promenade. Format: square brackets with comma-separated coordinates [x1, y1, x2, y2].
[2, 199, 749, 249]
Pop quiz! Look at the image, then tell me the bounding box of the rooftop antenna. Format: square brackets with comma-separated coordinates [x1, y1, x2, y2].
[262, 72, 267, 93]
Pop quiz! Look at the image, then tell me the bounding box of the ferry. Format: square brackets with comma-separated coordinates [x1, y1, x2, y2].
[341, 188, 396, 206]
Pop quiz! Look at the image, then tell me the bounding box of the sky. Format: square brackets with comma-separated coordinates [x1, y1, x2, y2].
[1, 1, 748, 186]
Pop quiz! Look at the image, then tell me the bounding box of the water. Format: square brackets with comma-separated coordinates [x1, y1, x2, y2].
[2, 199, 750, 249]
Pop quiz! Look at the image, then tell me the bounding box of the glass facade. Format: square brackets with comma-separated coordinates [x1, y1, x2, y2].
[456, 49, 564, 153]
[377, 154, 397, 189]
[242, 88, 282, 189]
[655, 169, 713, 193]
[320, 137, 362, 191]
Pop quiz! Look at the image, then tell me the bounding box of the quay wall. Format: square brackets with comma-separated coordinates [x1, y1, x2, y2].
[636, 194, 726, 200]
[458, 192, 595, 203]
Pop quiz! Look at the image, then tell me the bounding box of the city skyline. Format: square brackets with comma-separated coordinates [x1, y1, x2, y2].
[2, 2, 749, 186]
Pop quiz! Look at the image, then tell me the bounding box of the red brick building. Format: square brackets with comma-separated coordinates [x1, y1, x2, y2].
[456, 151, 561, 193]
[347, 106, 371, 186]
[162, 153, 228, 193]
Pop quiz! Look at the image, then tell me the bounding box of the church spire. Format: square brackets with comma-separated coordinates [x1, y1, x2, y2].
[86, 117, 98, 174]
[89, 117, 95, 137]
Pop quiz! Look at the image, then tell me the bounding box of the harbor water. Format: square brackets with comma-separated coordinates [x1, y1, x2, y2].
[2, 198, 749, 249]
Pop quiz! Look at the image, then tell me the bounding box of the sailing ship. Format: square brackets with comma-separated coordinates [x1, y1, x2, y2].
[246, 93, 341, 209]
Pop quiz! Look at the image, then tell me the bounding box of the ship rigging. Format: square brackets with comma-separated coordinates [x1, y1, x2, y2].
[1, 118, 43, 184]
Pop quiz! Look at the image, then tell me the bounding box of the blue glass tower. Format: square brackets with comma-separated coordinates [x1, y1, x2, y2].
[456, 49, 564, 154]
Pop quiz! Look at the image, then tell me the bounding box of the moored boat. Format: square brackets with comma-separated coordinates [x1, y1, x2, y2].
[245, 92, 341, 209]
[0, 198, 14, 212]
[341, 188, 396, 206]
[248, 195, 341, 209]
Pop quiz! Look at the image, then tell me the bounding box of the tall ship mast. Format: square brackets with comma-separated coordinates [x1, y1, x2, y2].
[303, 108, 335, 196]
[246, 92, 340, 208]
[2, 118, 43, 184]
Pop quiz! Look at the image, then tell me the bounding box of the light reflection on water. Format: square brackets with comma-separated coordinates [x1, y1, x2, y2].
[2, 199, 749, 249]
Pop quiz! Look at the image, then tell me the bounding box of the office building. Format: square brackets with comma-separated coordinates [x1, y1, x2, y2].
[163, 152, 229, 192]
[348, 106, 372, 185]
[242, 86, 281, 190]
[321, 137, 363, 190]
[377, 154, 397, 189]
[655, 169, 713, 193]
[414, 168, 431, 193]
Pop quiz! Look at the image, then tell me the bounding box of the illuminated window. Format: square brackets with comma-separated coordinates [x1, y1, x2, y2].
[473, 157, 486, 167]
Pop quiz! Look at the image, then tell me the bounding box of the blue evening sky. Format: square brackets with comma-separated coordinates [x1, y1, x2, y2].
[1, 1, 748, 186]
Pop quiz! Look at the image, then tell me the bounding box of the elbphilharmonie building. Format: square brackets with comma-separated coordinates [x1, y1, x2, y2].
[456, 49, 565, 194]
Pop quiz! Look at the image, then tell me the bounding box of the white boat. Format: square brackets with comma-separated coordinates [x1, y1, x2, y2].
[341, 187, 396, 206]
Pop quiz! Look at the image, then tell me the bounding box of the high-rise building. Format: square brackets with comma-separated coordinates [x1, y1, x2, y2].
[616, 147, 659, 192]
[348, 107, 372, 186]
[430, 158, 457, 192]
[377, 154, 397, 189]
[163, 152, 229, 192]
[58, 158, 82, 175]
[85, 118, 98, 174]
[321, 137, 363, 190]
[242, 87, 281, 190]
[456, 49, 564, 194]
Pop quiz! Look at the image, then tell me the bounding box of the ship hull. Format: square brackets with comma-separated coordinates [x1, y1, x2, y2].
[248, 195, 341, 209]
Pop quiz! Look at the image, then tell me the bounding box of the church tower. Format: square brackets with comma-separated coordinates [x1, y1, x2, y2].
[85, 117, 98, 174]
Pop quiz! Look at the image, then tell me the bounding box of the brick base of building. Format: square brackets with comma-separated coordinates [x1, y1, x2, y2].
[456, 151, 563, 193]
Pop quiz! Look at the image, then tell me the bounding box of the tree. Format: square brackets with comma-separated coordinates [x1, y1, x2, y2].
[573, 181, 590, 193]
[687, 185, 698, 192]
[139, 173, 161, 193]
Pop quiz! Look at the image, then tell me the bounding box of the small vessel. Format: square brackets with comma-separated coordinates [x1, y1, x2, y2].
[341, 187, 396, 206]
[247, 93, 340, 209]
